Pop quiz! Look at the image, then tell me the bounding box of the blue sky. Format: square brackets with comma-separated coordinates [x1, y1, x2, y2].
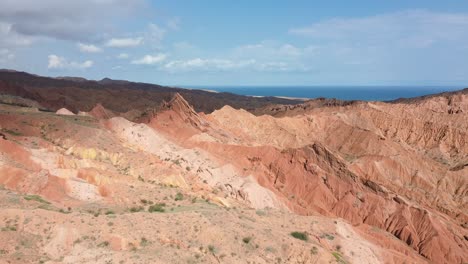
[0, 0, 467, 86]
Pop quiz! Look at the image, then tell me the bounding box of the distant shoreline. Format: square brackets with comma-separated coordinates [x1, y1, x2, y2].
[187, 86, 465, 102]
[196, 88, 309, 101]
[273, 96, 310, 101]
[200, 89, 219, 93]
[250, 95, 309, 101]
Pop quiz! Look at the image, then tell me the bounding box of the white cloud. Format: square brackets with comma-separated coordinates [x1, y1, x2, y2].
[48, 55, 65, 69]
[162, 58, 304, 72]
[163, 58, 255, 72]
[117, 53, 129, 59]
[106, 37, 143, 48]
[278, 44, 301, 56]
[76, 60, 94, 69]
[233, 41, 307, 60]
[106, 23, 166, 49]
[77, 43, 102, 53]
[131, 54, 166, 65]
[0, 0, 147, 41]
[48, 54, 93, 69]
[0, 48, 14, 62]
[259, 9, 468, 83]
[145, 23, 166, 45]
[0, 22, 35, 47]
[289, 10, 468, 47]
[167, 17, 180, 30]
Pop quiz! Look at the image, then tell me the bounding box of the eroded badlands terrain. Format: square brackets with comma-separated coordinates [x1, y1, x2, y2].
[0, 73, 467, 263]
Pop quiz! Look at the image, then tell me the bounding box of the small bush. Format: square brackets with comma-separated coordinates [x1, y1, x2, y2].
[175, 192, 184, 201]
[1, 226, 17, 231]
[148, 203, 165, 213]
[290, 231, 308, 241]
[242, 237, 252, 244]
[208, 245, 216, 253]
[105, 210, 115, 215]
[140, 237, 149, 247]
[58, 207, 70, 214]
[255, 210, 266, 216]
[24, 195, 50, 204]
[332, 251, 346, 263]
[130, 206, 144, 213]
[2, 129, 22, 136]
[311, 246, 318, 255]
[265, 246, 276, 253]
[97, 241, 109, 247]
[321, 233, 335, 240]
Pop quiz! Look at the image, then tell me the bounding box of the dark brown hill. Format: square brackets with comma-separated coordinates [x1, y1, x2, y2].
[0, 70, 301, 115]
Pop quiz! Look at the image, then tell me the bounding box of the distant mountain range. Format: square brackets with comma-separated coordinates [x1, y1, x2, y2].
[0, 70, 301, 116]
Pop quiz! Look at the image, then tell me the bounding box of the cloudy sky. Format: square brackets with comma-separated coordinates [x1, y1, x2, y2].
[0, 0, 467, 86]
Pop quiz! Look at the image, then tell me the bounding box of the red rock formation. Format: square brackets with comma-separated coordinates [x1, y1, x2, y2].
[89, 103, 116, 119]
[147, 92, 468, 263]
[1, 77, 467, 263]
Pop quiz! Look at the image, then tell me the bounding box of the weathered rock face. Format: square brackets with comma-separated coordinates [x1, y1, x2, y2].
[257, 145, 467, 264]
[163, 93, 206, 127]
[89, 103, 116, 119]
[151, 91, 468, 263]
[0, 88, 467, 263]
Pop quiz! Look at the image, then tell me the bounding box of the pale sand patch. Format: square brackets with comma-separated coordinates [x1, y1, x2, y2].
[335, 221, 383, 264]
[107, 117, 283, 209]
[56, 108, 75, 116]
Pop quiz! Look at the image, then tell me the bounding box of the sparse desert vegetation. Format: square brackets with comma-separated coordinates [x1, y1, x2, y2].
[0, 71, 466, 263]
[290, 231, 308, 241]
[148, 203, 166, 213]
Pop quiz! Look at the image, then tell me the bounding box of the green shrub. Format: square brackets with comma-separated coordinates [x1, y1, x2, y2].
[175, 192, 184, 201]
[97, 241, 109, 247]
[321, 233, 335, 240]
[290, 231, 308, 241]
[105, 210, 115, 215]
[311, 246, 318, 255]
[24, 195, 50, 204]
[148, 203, 165, 213]
[130, 206, 144, 213]
[265, 246, 276, 253]
[208, 245, 216, 253]
[1, 226, 17, 231]
[2, 129, 22, 136]
[58, 209, 71, 214]
[242, 237, 252, 244]
[255, 210, 266, 216]
[332, 251, 346, 263]
[140, 237, 149, 247]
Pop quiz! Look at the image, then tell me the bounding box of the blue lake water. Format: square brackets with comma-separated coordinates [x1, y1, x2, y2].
[187, 86, 465, 101]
